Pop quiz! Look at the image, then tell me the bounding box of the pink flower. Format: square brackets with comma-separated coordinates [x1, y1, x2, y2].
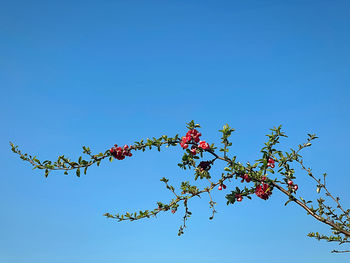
[199, 141, 210, 150]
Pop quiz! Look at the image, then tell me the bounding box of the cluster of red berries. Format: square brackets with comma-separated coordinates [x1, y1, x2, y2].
[110, 144, 132, 160]
[287, 180, 298, 191]
[218, 183, 227, 190]
[255, 178, 272, 200]
[267, 158, 275, 168]
[240, 173, 251, 183]
[180, 129, 210, 155]
[198, 161, 211, 171]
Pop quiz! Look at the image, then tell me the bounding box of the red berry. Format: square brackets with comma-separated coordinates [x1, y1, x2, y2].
[171, 209, 176, 214]
[218, 185, 223, 190]
[268, 158, 275, 164]
[222, 184, 227, 189]
[270, 163, 275, 168]
[293, 184, 298, 191]
[288, 180, 294, 186]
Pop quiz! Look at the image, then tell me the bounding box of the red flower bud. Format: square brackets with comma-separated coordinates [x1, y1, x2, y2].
[190, 146, 197, 155]
[236, 194, 243, 202]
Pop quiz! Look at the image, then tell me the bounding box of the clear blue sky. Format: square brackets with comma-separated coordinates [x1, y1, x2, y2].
[1, 0, 350, 262]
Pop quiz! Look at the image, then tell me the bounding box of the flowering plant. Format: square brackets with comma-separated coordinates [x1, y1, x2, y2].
[10, 121, 350, 253]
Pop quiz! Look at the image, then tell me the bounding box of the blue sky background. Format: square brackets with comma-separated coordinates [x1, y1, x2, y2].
[1, 0, 350, 262]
